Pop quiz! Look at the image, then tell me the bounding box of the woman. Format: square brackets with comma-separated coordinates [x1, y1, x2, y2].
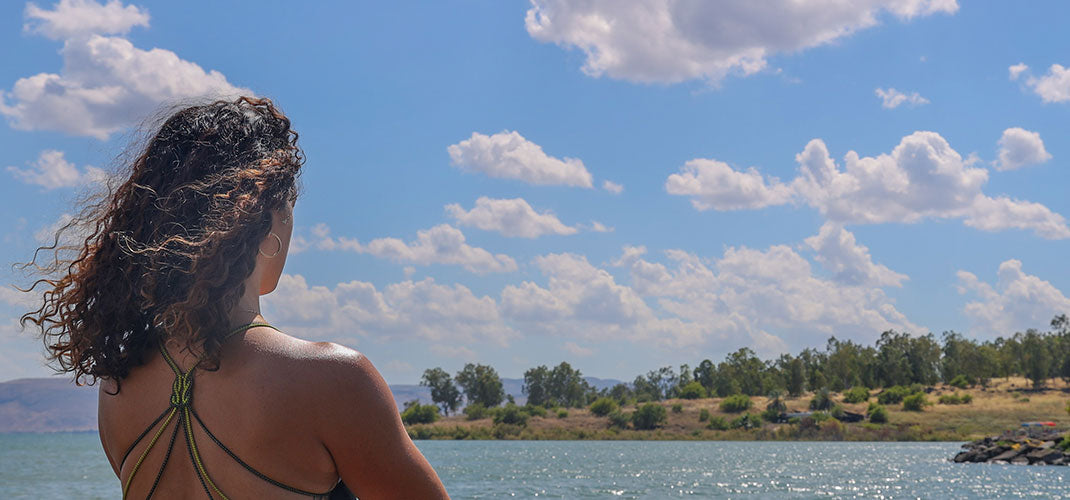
[21, 97, 449, 499]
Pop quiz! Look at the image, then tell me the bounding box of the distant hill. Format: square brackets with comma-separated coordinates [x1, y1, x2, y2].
[0, 375, 622, 432]
[0, 378, 97, 433]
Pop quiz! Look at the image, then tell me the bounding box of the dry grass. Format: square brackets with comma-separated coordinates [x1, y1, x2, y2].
[408, 377, 1070, 441]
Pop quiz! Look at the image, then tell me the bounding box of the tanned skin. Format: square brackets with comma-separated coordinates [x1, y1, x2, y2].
[97, 201, 449, 499]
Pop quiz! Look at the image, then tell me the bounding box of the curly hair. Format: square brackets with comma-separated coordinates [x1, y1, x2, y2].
[20, 96, 303, 387]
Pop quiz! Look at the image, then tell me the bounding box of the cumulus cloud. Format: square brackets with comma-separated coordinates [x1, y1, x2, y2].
[7, 150, 105, 189]
[562, 341, 593, 357]
[430, 344, 478, 360]
[957, 260, 1070, 335]
[445, 197, 579, 238]
[1, 0, 249, 139]
[1012, 63, 1070, 103]
[804, 222, 907, 287]
[500, 252, 708, 348]
[666, 131, 1070, 239]
[24, 0, 149, 40]
[664, 158, 792, 211]
[995, 127, 1051, 171]
[262, 274, 514, 346]
[1008, 63, 1029, 81]
[602, 180, 623, 194]
[587, 221, 613, 233]
[447, 131, 593, 188]
[875, 87, 929, 108]
[269, 224, 917, 358]
[612, 239, 918, 354]
[525, 0, 957, 84]
[305, 223, 517, 274]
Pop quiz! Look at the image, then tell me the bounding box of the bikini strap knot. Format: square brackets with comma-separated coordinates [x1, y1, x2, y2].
[170, 371, 194, 408]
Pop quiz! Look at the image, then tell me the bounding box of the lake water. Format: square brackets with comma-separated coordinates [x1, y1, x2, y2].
[2, 434, 1068, 498]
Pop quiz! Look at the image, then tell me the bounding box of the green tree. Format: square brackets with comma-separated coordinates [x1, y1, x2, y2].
[693, 359, 716, 394]
[632, 403, 667, 430]
[522, 365, 551, 407]
[455, 363, 505, 408]
[1019, 329, 1052, 389]
[420, 367, 462, 416]
[780, 355, 807, 397]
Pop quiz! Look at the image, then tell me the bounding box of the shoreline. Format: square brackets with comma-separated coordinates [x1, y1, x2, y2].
[406, 377, 1070, 442]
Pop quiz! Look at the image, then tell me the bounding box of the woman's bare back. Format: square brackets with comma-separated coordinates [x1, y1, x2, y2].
[98, 325, 446, 499]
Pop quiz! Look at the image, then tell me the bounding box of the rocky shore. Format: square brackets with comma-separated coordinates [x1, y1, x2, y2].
[953, 428, 1069, 465]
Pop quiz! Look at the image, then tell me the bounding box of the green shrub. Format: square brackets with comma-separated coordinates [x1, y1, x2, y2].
[949, 374, 971, 389]
[707, 416, 729, 430]
[671, 403, 683, 413]
[632, 403, 668, 430]
[809, 388, 833, 411]
[699, 408, 710, 422]
[401, 403, 440, 425]
[590, 397, 619, 417]
[731, 413, 760, 430]
[1057, 433, 1070, 451]
[679, 381, 707, 399]
[463, 402, 488, 420]
[902, 392, 928, 412]
[557, 410, 569, 419]
[877, 385, 912, 405]
[720, 394, 752, 413]
[938, 393, 972, 405]
[843, 386, 870, 404]
[810, 411, 831, 423]
[868, 404, 888, 423]
[493, 403, 529, 425]
[760, 407, 781, 422]
[607, 410, 630, 428]
[830, 404, 846, 420]
[523, 404, 547, 418]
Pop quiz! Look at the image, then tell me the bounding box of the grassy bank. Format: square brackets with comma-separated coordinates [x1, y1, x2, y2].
[406, 377, 1070, 441]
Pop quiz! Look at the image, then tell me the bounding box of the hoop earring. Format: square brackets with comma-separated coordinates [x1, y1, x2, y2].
[259, 232, 283, 258]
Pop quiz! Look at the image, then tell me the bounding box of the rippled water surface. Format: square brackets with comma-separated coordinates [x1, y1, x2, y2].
[2, 434, 1068, 498]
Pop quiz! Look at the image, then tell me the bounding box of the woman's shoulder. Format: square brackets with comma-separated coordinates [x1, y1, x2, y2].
[246, 327, 385, 401]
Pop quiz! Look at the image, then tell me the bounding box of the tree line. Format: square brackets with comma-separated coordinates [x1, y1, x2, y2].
[415, 315, 1070, 416]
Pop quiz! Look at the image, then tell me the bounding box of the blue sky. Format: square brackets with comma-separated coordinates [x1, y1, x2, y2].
[3, 0, 1070, 384]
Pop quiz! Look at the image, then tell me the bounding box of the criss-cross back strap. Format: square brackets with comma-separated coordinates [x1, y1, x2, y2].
[119, 322, 333, 499]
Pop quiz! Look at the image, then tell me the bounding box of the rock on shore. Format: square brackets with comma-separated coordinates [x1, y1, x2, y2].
[953, 428, 1069, 465]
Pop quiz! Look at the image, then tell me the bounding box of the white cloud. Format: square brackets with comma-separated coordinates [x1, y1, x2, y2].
[875, 87, 930, 108]
[602, 180, 623, 194]
[1, 1, 249, 139]
[525, 0, 957, 84]
[308, 223, 517, 274]
[995, 127, 1051, 171]
[667, 131, 1070, 239]
[587, 221, 613, 233]
[262, 274, 514, 346]
[664, 158, 792, 211]
[1016, 63, 1070, 103]
[24, 0, 149, 40]
[270, 224, 917, 359]
[613, 238, 918, 354]
[429, 344, 478, 360]
[445, 197, 579, 238]
[957, 260, 1070, 335]
[804, 222, 907, 287]
[1008, 63, 1029, 81]
[447, 131, 593, 188]
[500, 252, 707, 348]
[562, 341, 593, 357]
[7, 150, 105, 189]
[0, 286, 37, 309]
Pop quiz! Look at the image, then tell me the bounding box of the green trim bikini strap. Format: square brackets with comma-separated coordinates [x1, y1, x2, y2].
[123, 322, 280, 499]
